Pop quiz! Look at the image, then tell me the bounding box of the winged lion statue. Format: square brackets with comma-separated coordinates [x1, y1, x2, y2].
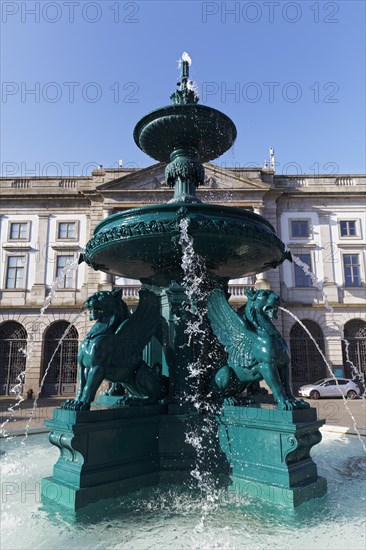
[207, 288, 310, 410]
[62, 288, 167, 410]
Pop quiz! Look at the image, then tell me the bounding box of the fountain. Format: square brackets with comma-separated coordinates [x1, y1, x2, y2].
[41, 54, 327, 511]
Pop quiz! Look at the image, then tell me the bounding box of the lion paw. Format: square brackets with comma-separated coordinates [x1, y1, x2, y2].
[61, 399, 90, 411]
[278, 398, 310, 410]
[296, 398, 310, 409]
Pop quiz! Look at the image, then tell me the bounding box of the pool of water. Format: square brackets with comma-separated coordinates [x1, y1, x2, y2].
[1, 432, 365, 550]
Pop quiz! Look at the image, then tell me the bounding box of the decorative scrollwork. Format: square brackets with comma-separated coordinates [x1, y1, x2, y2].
[83, 215, 286, 270]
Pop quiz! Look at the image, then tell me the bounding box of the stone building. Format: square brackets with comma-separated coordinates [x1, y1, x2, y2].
[0, 164, 365, 397]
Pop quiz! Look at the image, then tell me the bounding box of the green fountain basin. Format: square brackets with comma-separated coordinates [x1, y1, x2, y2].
[133, 104, 237, 163]
[82, 203, 288, 285]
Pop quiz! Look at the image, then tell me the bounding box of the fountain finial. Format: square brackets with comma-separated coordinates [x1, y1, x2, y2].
[170, 52, 199, 105]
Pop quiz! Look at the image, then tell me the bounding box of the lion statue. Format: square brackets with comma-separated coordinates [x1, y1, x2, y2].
[207, 288, 309, 410]
[62, 288, 168, 411]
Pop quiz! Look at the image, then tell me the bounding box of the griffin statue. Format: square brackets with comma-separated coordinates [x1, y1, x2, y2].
[62, 288, 168, 411]
[207, 288, 310, 410]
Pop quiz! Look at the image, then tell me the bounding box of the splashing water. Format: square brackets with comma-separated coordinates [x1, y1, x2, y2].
[292, 254, 365, 395]
[180, 51, 192, 66]
[187, 79, 199, 95]
[179, 217, 209, 412]
[178, 218, 222, 531]
[280, 306, 366, 453]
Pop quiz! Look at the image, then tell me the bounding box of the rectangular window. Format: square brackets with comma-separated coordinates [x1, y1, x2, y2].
[290, 220, 310, 239]
[9, 222, 28, 240]
[6, 256, 25, 289]
[57, 222, 77, 240]
[56, 255, 74, 288]
[343, 254, 361, 287]
[294, 254, 312, 287]
[339, 220, 357, 237]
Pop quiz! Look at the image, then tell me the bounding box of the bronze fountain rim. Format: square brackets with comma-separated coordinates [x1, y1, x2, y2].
[133, 103, 238, 144]
[133, 103, 238, 163]
[93, 202, 277, 235]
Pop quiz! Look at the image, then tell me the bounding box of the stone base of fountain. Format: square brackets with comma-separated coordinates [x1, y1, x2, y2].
[42, 406, 165, 510]
[42, 404, 326, 510]
[219, 405, 327, 507]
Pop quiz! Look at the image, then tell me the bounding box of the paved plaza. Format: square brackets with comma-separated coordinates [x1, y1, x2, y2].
[1, 396, 365, 437]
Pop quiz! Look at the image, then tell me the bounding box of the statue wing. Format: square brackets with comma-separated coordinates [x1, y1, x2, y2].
[115, 289, 160, 352]
[207, 289, 253, 367]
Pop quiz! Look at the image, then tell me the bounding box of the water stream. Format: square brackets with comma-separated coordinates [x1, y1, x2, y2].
[0, 259, 81, 438]
[178, 218, 222, 533]
[40, 256, 80, 315]
[21, 309, 85, 444]
[280, 306, 366, 453]
[292, 254, 365, 394]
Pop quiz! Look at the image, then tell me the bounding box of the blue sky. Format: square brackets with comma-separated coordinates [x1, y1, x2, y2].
[1, 0, 365, 177]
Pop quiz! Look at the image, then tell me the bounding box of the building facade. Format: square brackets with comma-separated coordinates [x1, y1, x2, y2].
[0, 164, 365, 397]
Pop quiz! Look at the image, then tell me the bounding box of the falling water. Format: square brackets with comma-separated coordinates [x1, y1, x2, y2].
[0, 257, 81, 438]
[179, 217, 209, 414]
[178, 218, 222, 532]
[292, 254, 365, 395]
[280, 306, 366, 453]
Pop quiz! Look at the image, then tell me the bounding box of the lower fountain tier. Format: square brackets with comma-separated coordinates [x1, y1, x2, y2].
[42, 405, 326, 511]
[82, 203, 289, 284]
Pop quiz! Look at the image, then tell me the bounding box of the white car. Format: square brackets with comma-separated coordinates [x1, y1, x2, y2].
[298, 378, 360, 400]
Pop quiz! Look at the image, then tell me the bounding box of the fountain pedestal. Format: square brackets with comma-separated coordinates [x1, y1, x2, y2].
[218, 405, 327, 507]
[42, 404, 326, 510]
[42, 406, 165, 510]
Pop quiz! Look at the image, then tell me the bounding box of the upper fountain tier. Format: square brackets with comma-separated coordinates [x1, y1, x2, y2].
[81, 54, 290, 284]
[134, 52, 237, 203]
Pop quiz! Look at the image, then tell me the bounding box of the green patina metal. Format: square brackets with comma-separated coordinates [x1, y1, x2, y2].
[218, 406, 327, 507]
[207, 288, 310, 410]
[80, 203, 290, 285]
[133, 54, 236, 203]
[43, 54, 327, 511]
[61, 288, 167, 411]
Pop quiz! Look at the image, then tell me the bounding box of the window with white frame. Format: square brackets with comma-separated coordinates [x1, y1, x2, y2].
[294, 254, 313, 287]
[343, 254, 361, 287]
[339, 220, 357, 238]
[57, 222, 77, 240]
[290, 220, 310, 239]
[55, 255, 75, 288]
[5, 256, 26, 289]
[9, 222, 29, 240]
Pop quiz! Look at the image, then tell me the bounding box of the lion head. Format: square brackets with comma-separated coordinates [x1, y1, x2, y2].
[85, 288, 130, 337]
[244, 289, 281, 327]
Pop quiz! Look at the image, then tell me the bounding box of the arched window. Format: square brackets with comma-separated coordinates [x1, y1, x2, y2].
[342, 320, 366, 380]
[290, 320, 326, 390]
[0, 322, 27, 395]
[42, 321, 78, 396]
